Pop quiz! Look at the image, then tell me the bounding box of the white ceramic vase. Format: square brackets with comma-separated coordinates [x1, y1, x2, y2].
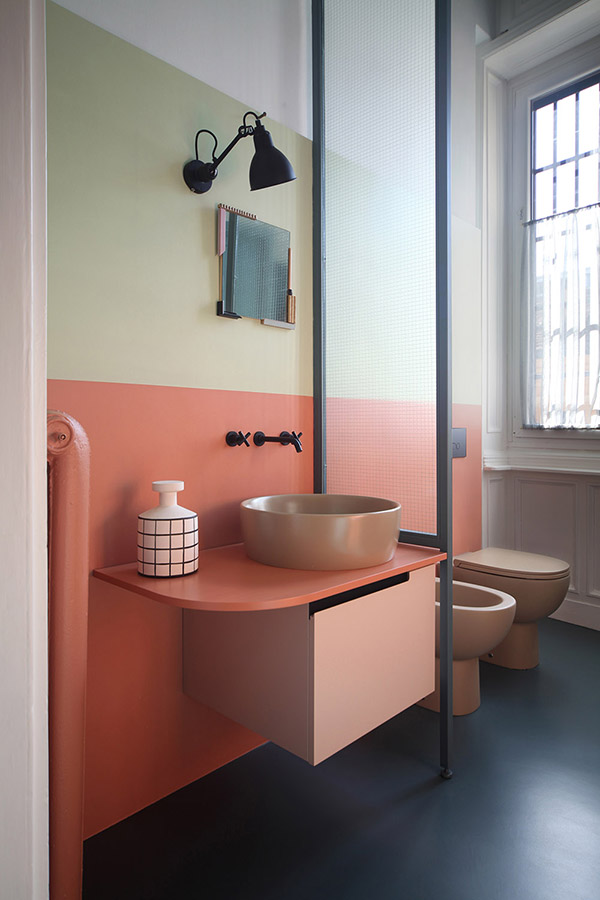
[137, 480, 199, 577]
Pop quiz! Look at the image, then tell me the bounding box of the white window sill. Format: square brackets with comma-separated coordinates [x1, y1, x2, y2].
[483, 448, 600, 475]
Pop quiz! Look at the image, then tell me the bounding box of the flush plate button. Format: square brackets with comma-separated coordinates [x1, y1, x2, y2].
[452, 427, 467, 459]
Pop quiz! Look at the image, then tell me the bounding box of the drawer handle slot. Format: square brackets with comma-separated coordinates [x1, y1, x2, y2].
[308, 571, 410, 616]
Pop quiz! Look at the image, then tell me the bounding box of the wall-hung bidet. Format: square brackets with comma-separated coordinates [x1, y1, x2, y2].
[419, 579, 516, 715]
[453, 548, 570, 669]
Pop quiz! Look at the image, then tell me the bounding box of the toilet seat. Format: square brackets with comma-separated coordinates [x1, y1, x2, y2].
[453, 548, 569, 582]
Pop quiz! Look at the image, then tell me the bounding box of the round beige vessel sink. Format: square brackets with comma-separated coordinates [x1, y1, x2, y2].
[240, 494, 402, 570]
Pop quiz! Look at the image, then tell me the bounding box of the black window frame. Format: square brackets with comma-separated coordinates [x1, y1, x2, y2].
[531, 69, 600, 222]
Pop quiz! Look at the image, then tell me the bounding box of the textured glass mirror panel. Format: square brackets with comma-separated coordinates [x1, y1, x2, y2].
[323, 0, 437, 535]
[219, 208, 290, 321]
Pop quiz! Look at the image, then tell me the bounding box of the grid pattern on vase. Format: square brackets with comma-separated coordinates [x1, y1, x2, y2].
[137, 515, 199, 577]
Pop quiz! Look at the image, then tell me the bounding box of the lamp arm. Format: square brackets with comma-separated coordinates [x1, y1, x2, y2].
[211, 128, 249, 171]
[194, 129, 218, 163]
[208, 112, 267, 174]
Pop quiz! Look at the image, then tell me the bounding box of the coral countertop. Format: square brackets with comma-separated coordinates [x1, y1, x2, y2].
[93, 543, 445, 612]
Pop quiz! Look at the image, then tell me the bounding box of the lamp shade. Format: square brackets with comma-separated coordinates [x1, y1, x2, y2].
[249, 120, 296, 191]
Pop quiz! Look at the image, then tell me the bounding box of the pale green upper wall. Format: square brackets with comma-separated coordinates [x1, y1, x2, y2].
[47, 2, 313, 396]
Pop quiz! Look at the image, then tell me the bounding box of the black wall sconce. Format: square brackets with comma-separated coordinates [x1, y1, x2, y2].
[183, 110, 296, 194]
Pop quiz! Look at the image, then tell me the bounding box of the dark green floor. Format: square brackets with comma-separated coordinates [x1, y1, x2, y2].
[83, 618, 600, 899]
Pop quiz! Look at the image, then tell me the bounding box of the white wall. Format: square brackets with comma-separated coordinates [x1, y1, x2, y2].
[451, 0, 496, 408]
[0, 0, 48, 897]
[53, 0, 312, 138]
[481, 2, 600, 630]
[495, 0, 586, 36]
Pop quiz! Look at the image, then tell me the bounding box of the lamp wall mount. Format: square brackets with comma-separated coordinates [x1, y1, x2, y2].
[183, 111, 296, 194]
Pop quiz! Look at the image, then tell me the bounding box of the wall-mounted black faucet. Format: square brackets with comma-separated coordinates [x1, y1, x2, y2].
[253, 430, 303, 453]
[226, 430, 251, 447]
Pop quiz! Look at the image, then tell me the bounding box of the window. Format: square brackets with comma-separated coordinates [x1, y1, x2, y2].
[522, 72, 600, 430]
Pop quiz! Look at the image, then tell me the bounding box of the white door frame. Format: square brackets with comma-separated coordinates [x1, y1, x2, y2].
[0, 0, 49, 896]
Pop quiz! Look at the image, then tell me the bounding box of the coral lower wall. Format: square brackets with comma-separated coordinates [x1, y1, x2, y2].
[451, 404, 483, 556]
[326, 398, 481, 554]
[47, 380, 312, 837]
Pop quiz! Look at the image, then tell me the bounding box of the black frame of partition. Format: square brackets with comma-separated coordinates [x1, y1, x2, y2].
[311, 0, 453, 777]
[312, 0, 326, 494]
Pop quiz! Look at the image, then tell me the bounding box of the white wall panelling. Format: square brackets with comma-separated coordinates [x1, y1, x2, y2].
[486, 470, 600, 630]
[587, 485, 600, 600]
[483, 473, 509, 548]
[514, 475, 579, 593]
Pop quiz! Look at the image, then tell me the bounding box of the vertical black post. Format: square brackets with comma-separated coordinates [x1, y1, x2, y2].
[436, 0, 453, 779]
[315, 0, 453, 774]
[312, 0, 326, 494]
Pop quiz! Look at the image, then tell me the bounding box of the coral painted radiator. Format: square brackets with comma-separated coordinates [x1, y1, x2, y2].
[47, 411, 90, 900]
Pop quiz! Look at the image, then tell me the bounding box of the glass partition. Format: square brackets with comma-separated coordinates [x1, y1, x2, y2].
[322, 0, 437, 536]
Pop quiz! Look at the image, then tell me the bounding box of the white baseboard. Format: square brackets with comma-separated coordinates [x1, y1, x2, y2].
[550, 595, 600, 632]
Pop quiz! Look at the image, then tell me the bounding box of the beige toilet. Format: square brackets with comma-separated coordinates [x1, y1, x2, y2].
[453, 548, 571, 670]
[419, 579, 516, 716]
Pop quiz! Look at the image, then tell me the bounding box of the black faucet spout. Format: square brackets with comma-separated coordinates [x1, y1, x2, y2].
[253, 430, 303, 452]
[280, 430, 303, 453]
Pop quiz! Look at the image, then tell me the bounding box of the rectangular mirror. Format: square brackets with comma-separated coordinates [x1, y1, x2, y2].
[217, 205, 292, 325]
